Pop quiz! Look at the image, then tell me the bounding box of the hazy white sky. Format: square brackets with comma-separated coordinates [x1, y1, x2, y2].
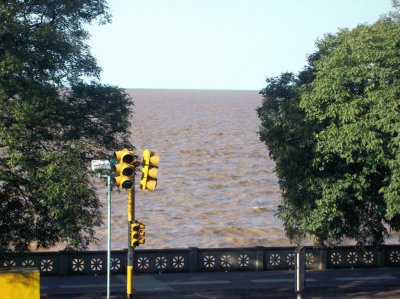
[87, 0, 393, 90]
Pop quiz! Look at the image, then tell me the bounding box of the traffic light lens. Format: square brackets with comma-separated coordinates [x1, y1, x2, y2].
[122, 167, 134, 176]
[148, 168, 158, 178]
[122, 180, 133, 189]
[150, 155, 160, 165]
[122, 154, 134, 164]
[146, 180, 157, 191]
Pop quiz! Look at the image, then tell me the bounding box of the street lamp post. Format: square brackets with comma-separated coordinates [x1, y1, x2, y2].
[92, 160, 112, 299]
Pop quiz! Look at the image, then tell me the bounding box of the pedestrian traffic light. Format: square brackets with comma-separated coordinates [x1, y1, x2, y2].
[140, 149, 160, 191]
[130, 221, 145, 247]
[114, 148, 138, 189]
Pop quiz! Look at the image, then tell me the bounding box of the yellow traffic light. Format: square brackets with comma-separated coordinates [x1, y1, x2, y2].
[114, 148, 138, 189]
[140, 149, 160, 191]
[130, 221, 145, 248]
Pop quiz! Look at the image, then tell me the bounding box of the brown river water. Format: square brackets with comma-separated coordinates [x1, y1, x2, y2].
[44, 89, 399, 251]
[88, 89, 289, 250]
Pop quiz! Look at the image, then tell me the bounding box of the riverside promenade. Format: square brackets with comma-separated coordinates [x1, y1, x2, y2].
[41, 267, 400, 298]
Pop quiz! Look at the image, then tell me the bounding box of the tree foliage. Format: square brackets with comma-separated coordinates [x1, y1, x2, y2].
[257, 8, 400, 247]
[0, 1, 133, 252]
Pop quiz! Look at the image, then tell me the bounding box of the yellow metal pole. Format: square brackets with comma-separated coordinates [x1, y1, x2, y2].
[128, 186, 133, 224]
[127, 181, 135, 299]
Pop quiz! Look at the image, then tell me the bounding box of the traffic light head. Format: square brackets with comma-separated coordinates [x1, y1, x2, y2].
[114, 148, 138, 189]
[140, 149, 160, 191]
[130, 221, 145, 247]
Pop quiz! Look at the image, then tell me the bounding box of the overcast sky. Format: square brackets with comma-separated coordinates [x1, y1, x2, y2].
[87, 0, 393, 90]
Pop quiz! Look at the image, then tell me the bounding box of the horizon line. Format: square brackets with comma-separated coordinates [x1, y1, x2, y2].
[123, 87, 260, 92]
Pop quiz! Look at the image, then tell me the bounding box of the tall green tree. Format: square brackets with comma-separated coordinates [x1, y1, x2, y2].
[0, 1, 133, 252]
[258, 7, 400, 247]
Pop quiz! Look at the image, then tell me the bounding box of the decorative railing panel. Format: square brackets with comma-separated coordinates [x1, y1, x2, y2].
[134, 249, 190, 273]
[387, 248, 400, 266]
[1, 245, 400, 275]
[198, 248, 258, 272]
[327, 247, 378, 268]
[265, 247, 296, 270]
